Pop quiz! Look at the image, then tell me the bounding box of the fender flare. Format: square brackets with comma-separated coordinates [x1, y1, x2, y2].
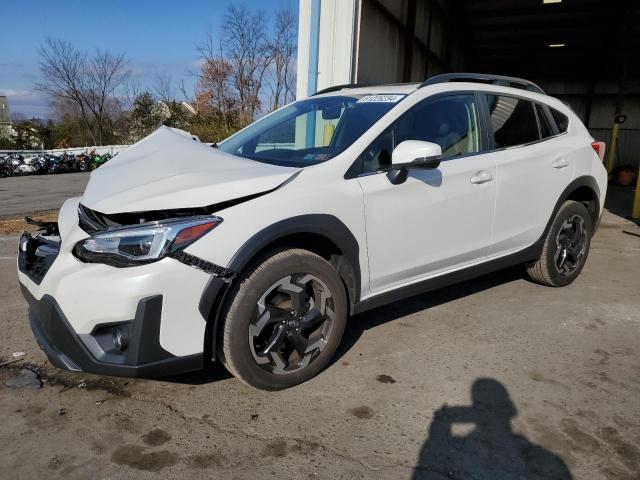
[548, 175, 601, 232]
[198, 214, 362, 361]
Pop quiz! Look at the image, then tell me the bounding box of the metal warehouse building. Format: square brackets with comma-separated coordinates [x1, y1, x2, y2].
[296, 0, 639, 171]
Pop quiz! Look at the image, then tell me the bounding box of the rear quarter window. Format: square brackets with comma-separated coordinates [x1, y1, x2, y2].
[535, 104, 554, 139]
[550, 108, 569, 133]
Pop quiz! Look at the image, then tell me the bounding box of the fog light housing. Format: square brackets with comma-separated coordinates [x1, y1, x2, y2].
[112, 326, 129, 351]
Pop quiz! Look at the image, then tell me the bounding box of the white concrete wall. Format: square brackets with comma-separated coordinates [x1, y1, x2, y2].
[296, 0, 359, 99]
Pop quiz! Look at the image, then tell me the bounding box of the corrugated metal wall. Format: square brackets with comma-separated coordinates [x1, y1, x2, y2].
[537, 78, 640, 170]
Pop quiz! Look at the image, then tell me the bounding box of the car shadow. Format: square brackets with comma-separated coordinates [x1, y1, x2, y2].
[332, 266, 524, 366]
[411, 378, 572, 479]
[164, 266, 523, 385]
[161, 360, 233, 385]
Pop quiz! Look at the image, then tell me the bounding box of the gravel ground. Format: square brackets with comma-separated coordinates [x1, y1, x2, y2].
[0, 207, 638, 479]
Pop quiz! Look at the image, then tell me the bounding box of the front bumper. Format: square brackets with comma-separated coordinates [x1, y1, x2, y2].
[17, 197, 236, 378]
[22, 285, 203, 378]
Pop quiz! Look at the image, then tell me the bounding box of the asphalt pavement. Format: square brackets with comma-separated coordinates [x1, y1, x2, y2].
[0, 205, 639, 479]
[0, 172, 90, 218]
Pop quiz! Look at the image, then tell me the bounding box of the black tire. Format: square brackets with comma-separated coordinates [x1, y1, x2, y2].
[218, 248, 347, 390]
[526, 200, 592, 287]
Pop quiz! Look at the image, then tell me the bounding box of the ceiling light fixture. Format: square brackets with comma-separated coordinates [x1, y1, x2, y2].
[549, 43, 565, 48]
[543, 0, 562, 4]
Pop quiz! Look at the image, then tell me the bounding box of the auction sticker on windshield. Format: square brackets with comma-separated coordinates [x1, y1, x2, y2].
[357, 94, 406, 103]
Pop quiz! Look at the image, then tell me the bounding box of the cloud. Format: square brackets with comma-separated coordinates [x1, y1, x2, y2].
[0, 88, 32, 97]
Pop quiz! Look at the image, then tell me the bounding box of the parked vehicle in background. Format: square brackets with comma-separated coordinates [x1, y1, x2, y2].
[0, 156, 11, 177]
[6, 154, 25, 175]
[18, 74, 607, 390]
[92, 152, 112, 168]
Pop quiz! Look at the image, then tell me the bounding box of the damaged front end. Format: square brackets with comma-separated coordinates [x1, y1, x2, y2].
[75, 204, 235, 280]
[18, 218, 61, 285]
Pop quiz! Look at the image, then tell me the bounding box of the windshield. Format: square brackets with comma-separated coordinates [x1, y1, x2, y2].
[218, 94, 404, 167]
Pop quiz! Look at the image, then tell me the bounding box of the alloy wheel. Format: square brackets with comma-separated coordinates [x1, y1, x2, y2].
[554, 214, 587, 276]
[248, 274, 335, 375]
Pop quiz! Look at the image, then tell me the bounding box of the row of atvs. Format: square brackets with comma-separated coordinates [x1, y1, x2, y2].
[0, 152, 115, 178]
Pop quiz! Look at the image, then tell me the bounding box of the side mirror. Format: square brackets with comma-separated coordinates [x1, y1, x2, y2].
[388, 141, 442, 184]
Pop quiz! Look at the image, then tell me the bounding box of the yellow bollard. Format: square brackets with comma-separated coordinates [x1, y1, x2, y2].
[605, 122, 620, 173]
[323, 123, 335, 146]
[632, 168, 640, 220]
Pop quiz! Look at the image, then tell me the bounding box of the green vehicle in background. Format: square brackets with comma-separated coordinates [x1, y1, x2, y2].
[92, 153, 112, 168]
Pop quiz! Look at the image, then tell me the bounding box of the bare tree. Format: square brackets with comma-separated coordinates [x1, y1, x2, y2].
[153, 71, 175, 103]
[222, 5, 273, 124]
[267, 8, 298, 110]
[196, 27, 238, 132]
[36, 38, 130, 145]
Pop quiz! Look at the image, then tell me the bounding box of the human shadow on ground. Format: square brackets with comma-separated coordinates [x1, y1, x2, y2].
[412, 378, 572, 480]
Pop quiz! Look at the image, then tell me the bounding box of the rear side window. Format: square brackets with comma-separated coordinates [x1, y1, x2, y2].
[485, 94, 539, 148]
[535, 104, 554, 138]
[550, 108, 569, 133]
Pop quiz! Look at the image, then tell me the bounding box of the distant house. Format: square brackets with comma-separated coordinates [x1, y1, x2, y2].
[0, 96, 11, 138]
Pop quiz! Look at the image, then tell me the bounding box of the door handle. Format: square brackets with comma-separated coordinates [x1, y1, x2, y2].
[470, 170, 494, 184]
[552, 158, 570, 169]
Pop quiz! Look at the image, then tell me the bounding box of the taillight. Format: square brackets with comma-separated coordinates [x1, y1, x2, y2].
[591, 141, 606, 162]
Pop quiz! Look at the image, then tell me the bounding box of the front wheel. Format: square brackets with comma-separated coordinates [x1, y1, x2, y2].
[219, 249, 347, 390]
[526, 200, 592, 287]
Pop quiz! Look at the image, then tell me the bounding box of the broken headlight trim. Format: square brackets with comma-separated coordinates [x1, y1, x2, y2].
[73, 216, 222, 267]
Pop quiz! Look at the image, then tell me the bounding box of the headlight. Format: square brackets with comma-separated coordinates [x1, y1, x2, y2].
[73, 216, 222, 267]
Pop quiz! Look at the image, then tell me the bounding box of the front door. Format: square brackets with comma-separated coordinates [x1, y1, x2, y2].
[357, 93, 497, 293]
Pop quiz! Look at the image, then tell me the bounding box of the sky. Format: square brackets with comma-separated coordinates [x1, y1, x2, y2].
[0, 0, 297, 119]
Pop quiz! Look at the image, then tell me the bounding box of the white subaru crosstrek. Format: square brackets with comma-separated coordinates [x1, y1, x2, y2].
[18, 73, 607, 390]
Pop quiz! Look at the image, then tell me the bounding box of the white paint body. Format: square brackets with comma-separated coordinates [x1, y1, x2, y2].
[18, 82, 607, 359]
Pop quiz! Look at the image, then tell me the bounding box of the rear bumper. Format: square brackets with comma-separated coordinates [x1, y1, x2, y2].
[22, 285, 202, 378]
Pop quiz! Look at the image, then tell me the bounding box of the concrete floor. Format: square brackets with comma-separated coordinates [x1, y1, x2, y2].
[0, 205, 639, 478]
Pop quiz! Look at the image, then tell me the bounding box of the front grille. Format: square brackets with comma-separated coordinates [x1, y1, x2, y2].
[18, 233, 60, 285]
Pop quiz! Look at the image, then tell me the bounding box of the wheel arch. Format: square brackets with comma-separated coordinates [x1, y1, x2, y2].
[198, 215, 362, 362]
[227, 215, 361, 306]
[560, 176, 600, 229]
[533, 175, 601, 260]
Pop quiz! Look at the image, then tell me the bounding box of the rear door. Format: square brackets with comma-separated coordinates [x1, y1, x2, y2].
[485, 94, 575, 257]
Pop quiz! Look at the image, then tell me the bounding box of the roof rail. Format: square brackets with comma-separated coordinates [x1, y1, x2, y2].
[312, 83, 370, 96]
[420, 73, 545, 95]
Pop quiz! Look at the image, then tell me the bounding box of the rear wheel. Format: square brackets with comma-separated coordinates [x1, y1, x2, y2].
[526, 200, 592, 287]
[219, 248, 347, 390]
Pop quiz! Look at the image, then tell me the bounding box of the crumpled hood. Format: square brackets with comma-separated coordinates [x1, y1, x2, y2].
[81, 126, 299, 214]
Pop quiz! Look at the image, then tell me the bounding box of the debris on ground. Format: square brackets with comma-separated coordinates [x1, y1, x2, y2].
[12, 352, 26, 358]
[0, 211, 58, 235]
[5, 369, 42, 389]
[0, 357, 25, 368]
[622, 228, 640, 238]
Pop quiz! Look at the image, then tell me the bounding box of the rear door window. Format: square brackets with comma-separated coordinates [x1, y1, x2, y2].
[485, 94, 540, 148]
